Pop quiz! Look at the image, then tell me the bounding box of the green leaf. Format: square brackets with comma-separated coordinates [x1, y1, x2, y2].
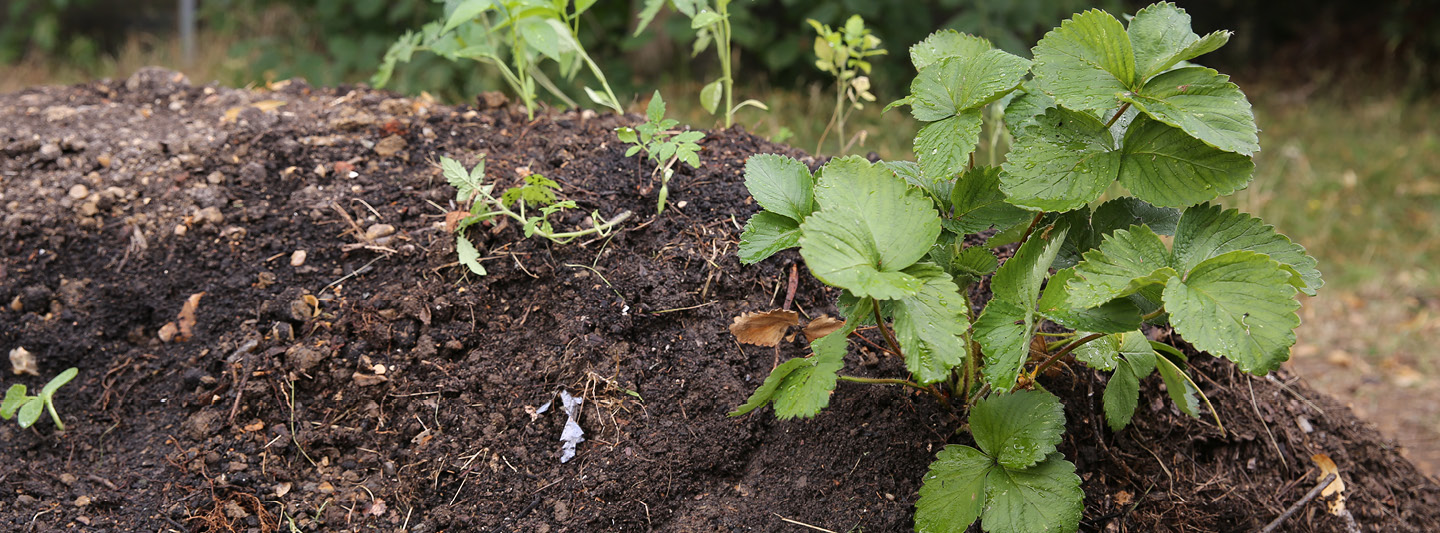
[1127, 2, 1231, 80]
[948, 245, 1000, 286]
[1070, 332, 1121, 371]
[442, 0, 492, 34]
[909, 29, 993, 70]
[976, 225, 1069, 389]
[1121, 67, 1258, 155]
[1172, 203, 1322, 296]
[999, 106, 1122, 212]
[738, 211, 801, 264]
[1104, 356, 1142, 430]
[1154, 352, 1200, 417]
[456, 236, 486, 276]
[1091, 196, 1181, 238]
[909, 50, 1030, 122]
[1163, 250, 1300, 374]
[699, 79, 723, 115]
[915, 445, 990, 532]
[1117, 115, 1254, 208]
[645, 90, 666, 122]
[502, 174, 561, 207]
[1067, 225, 1177, 309]
[771, 322, 850, 419]
[615, 127, 638, 144]
[981, 454, 1084, 533]
[743, 154, 814, 222]
[801, 158, 941, 299]
[40, 368, 76, 399]
[971, 390, 1067, 469]
[1031, 8, 1136, 111]
[17, 397, 43, 429]
[948, 166, 1030, 234]
[519, 18, 570, 62]
[728, 357, 812, 417]
[1002, 89, 1055, 137]
[1, 384, 27, 419]
[690, 10, 722, 29]
[1038, 268, 1142, 334]
[633, 0, 666, 36]
[914, 112, 982, 181]
[888, 264, 970, 384]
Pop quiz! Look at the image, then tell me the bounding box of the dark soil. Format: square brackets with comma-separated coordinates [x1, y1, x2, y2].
[2, 68, 1437, 533]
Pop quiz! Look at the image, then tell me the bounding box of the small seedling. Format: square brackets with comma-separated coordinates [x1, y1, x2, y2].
[616, 91, 704, 214]
[808, 15, 887, 154]
[634, 0, 768, 127]
[441, 156, 631, 276]
[733, 4, 1318, 532]
[2, 367, 78, 431]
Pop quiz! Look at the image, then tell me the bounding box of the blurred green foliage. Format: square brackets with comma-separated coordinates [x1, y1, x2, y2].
[0, 0, 100, 64]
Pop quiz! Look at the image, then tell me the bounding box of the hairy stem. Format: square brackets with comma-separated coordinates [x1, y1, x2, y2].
[870, 298, 903, 358]
[1104, 101, 1132, 129]
[1024, 332, 1107, 388]
[959, 287, 977, 406]
[1018, 211, 1046, 244]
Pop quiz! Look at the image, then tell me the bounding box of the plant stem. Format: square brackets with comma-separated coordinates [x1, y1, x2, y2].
[1018, 211, 1046, 244]
[45, 400, 65, 432]
[1141, 307, 1166, 321]
[717, 9, 734, 128]
[838, 375, 954, 411]
[1025, 332, 1107, 388]
[870, 298, 903, 358]
[1104, 102, 1132, 129]
[959, 288, 977, 406]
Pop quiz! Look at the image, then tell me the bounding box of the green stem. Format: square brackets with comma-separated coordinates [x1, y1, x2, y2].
[1141, 307, 1166, 321]
[45, 400, 65, 432]
[718, 11, 734, 128]
[959, 287, 977, 406]
[837, 375, 954, 411]
[1104, 102, 1131, 129]
[870, 298, 903, 358]
[1024, 332, 1107, 388]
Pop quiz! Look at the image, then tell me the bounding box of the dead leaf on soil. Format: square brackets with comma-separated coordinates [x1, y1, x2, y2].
[9, 346, 38, 376]
[803, 315, 845, 342]
[729, 309, 800, 347]
[175, 292, 205, 342]
[1312, 453, 1348, 515]
[365, 498, 387, 517]
[352, 371, 389, 387]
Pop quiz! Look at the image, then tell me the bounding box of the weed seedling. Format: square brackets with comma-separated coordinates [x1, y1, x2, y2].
[634, 0, 768, 127]
[2, 367, 78, 431]
[617, 91, 704, 214]
[732, 4, 1317, 532]
[441, 156, 631, 276]
[808, 15, 887, 154]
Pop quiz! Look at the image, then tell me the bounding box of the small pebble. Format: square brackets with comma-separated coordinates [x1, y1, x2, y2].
[290, 250, 307, 267]
[68, 184, 90, 199]
[174, 224, 188, 236]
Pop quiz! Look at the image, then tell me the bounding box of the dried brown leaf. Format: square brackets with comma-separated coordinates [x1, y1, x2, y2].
[175, 292, 205, 342]
[803, 315, 846, 342]
[729, 309, 799, 347]
[1312, 453, 1348, 515]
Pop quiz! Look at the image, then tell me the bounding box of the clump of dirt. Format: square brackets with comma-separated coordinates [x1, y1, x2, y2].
[1, 68, 1437, 532]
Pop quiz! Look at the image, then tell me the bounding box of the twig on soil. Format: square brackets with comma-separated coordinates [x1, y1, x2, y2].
[772, 513, 838, 533]
[1259, 473, 1337, 533]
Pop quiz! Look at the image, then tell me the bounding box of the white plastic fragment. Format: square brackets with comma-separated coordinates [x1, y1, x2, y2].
[558, 390, 585, 463]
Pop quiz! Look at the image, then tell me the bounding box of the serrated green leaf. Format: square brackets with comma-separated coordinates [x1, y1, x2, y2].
[909, 51, 1030, 121]
[949, 166, 1030, 234]
[801, 158, 941, 299]
[645, 90, 666, 122]
[1153, 351, 1199, 417]
[909, 29, 993, 70]
[1, 384, 27, 419]
[1002, 89, 1055, 137]
[17, 397, 43, 429]
[981, 453, 1084, 533]
[1127, 2, 1230, 80]
[771, 322, 850, 419]
[1173, 203, 1322, 295]
[884, 160, 949, 210]
[1000, 106, 1122, 212]
[700, 79, 723, 114]
[1071, 332, 1121, 371]
[950, 246, 999, 285]
[977, 225, 1069, 389]
[1068, 225, 1177, 308]
[1117, 115, 1255, 208]
[1122, 67, 1258, 155]
[633, 0, 666, 36]
[456, 236, 486, 276]
[728, 357, 812, 417]
[1104, 357, 1142, 430]
[972, 390, 1067, 469]
[743, 154, 815, 222]
[1038, 268, 1143, 334]
[1121, 333, 1159, 377]
[690, 10, 722, 28]
[1091, 196, 1181, 237]
[888, 263, 970, 384]
[1031, 9, 1136, 111]
[442, 156, 478, 201]
[1047, 207, 1096, 270]
[738, 211, 801, 264]
[1163, 250, 1300, 374]
[915, 445, 990, 533]
[914, 112, 983, 181]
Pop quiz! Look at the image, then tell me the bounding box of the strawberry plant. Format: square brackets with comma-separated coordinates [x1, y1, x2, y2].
[375, 0, 624, 119]
[440, 155, 631, 276]
[2, 367, 78, 431]
[807, 14, 886, 154]
[634, 0, 768, 127]
[616, 91, 705, 214]
[731, 4, 1320, 532]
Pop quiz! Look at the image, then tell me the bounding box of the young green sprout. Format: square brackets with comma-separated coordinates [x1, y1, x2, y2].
[808, 14, 887, 154]
[616, 91, 704, 214]
[2, 367, 79, 431]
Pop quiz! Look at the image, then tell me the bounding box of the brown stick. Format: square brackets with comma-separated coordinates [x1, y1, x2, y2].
[1259, 473, 1338, 533]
